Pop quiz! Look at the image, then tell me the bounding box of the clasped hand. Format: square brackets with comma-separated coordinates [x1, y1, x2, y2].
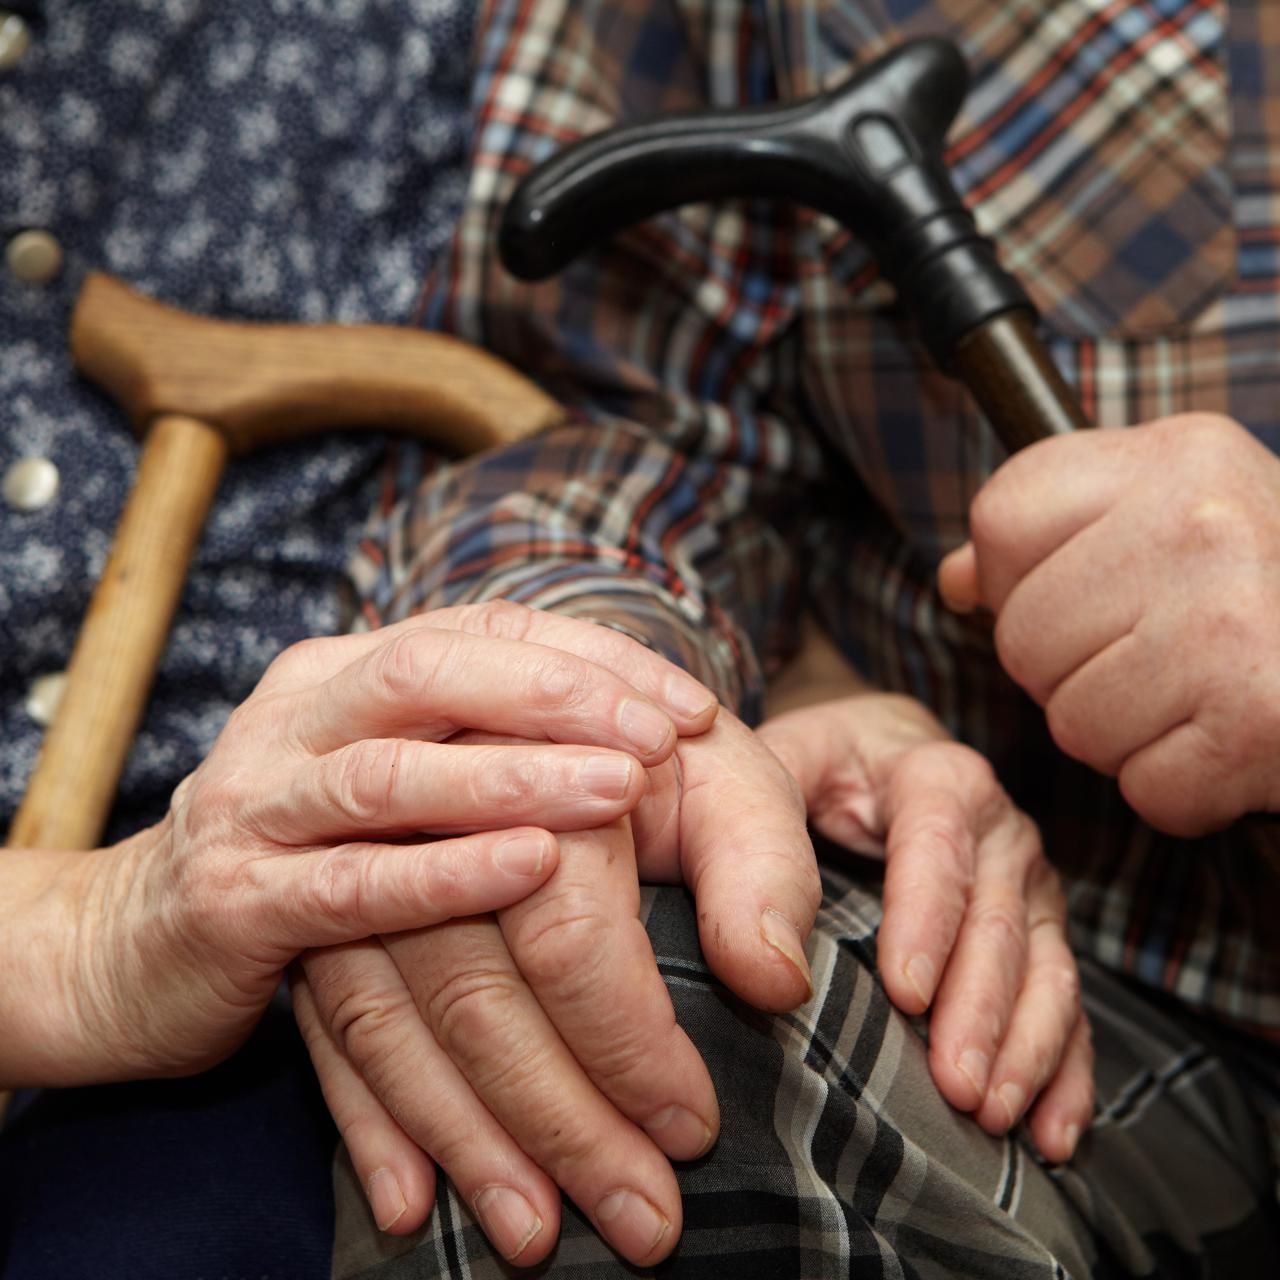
[294, 607, 1091, 1269]
[940, 413, 1280, 836]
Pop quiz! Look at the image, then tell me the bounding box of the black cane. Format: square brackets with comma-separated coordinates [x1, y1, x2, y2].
[498, 37, 1089, 454]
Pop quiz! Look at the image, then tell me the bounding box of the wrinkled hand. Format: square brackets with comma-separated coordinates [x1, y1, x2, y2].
[293, 603, 820, 1267]
[23, 611, 702, 1087]
[939, 413, 1280, 836]
[758, 692, 1093, 1164]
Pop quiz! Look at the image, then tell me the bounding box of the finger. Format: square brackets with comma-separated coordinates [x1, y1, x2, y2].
[1044, 628, 1194, 777]
[755, 706, 850, 823]
[992, 514, 1145, 704]
[426, 602, 719, 733]
[876, 747, 989, 1017]
[253, 605, 717, 740]
[246, 827, 559, 955]
[1024, 1015, 1096, 1165]
[255, 739, 645, 843]
[937, 543, 980, 613]
[498, 821, 719, 1162]
[299, 941, 563, 1264]
[394, 914, 685, 1266]
[289, 961, 436, 1235]
[974, 863, 1081, 1137]
[1118, 718, 1248, 837]
[281, 627, 691, 766]
[925, 812, 1041, 1114]
[676, 714, 822, 1013]
[966, 428, 1135, 611]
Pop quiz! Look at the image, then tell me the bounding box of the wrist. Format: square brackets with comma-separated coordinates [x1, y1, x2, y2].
[0, 844, 98, 1086]
[0, 822, 169, 1087]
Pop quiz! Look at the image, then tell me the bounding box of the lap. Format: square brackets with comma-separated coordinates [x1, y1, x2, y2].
[0, 998, 338, 1280]
[333, 866, 1279, 1278]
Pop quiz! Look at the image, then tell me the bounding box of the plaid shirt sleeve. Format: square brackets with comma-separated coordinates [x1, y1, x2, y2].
[347, 0, 840, 715]
[348, 0, 1280, 1040]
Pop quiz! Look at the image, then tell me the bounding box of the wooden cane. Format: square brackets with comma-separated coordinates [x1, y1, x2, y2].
[6, 273, 564, 852]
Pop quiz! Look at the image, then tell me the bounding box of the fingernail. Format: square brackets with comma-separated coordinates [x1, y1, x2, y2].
[495, 833, 549, 877]
[474, 1185, 543, 1262]
[367, 1167, 407, 1232]
[596, 1188, 670, 1261]
[997, 1081, 1027, 1129]
[760, 909, 813, 1002]
[619, 699, 673, 755]
[646, 1103, 714, 1159]
[1062, 1122, 1081, 1160]
[665, 674, 717, 721]
[904, 954, 936, 1006]
[579, 753, 634, 799]
[956, 1048, 990, 1099]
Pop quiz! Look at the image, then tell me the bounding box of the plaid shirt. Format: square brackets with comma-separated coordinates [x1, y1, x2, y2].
[351, 0, 1279, 1040]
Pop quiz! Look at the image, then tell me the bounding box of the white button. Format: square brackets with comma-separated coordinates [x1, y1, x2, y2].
[25, 672, 68, 728]
[6, 229, 64, 285]
[0, 13, 31, 71]
[3, 456, 60, 511]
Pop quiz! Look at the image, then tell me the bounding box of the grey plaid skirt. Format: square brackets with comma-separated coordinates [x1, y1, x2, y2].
[332, 864, 1279, 1279]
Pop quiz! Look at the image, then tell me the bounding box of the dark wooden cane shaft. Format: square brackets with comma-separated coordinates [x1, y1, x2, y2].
[950, 310, 1091, 452]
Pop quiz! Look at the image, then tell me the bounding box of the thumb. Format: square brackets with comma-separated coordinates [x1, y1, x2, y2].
[938, 542, 981, 613]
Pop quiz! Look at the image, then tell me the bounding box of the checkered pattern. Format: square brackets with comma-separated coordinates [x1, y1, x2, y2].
[334, 871, 1278, 1278]
[338, 2, 1280, 1272]
[353, 0, 1278, 1041]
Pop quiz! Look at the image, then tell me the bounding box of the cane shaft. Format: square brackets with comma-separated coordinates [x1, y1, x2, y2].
[8, 415, 229, 850]
[950, 311, 1091, 452]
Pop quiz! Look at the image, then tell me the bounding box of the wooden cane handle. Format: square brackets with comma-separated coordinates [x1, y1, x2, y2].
[7, 417, 229, 849]
[10, 273, 568, 852]
[71, 272, 564, 453]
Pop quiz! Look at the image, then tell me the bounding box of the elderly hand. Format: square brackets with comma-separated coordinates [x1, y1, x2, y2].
[939, 413, 1280, 836]
[758, 691, 1092, 1165]
[0, 611, 705, 1089]
[292, 602, 820, 1268]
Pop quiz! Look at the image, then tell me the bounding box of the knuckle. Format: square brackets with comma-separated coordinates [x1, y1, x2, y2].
[992, 610, 1039, 695]
[908, 812, 971, 870]
[542, 1114, 612, 1183]
[371, 629, 436, 703]
[301, 846, 378, 932]
[1043, 959, 1082, 1007]
[968, 893, 1025, 953]
[425, 963, 527, 1057]
[470, 748, 544, 813]
[511, 905, 618, 993]
[1178, 497, 1254, 562]
[258, 635, 335, 691]
[1019, 1036, 1056, 1089]
[182, 856, 264, 949]
[329, 986, 417, 1069]
[328, 740, 407, 827]
[1166, 411, 1239, 453]
[531, 651, 593, 711]
[1044, 695, 1101, 770]
[1119, 756, 1213, 837]
[466, 598, 536, 641]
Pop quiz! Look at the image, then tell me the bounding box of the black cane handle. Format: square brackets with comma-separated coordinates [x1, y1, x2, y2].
[499, 37, 1090, 452]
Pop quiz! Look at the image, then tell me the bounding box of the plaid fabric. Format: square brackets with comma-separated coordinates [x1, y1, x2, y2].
[338, 2, 1280, 1272]
[349, 0, 1280, 1043]
[333, 870, 1279, 1278]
